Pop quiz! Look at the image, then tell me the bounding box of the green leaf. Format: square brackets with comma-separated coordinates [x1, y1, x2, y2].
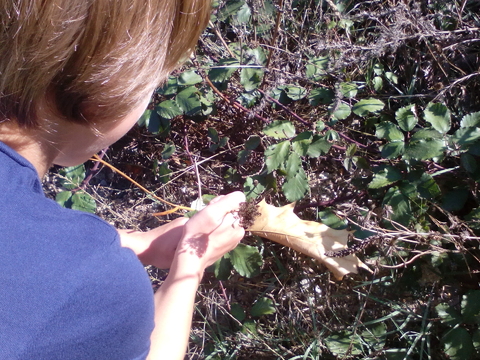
[395, 105, 418, 131]
[330, 102, 351, 120]
[305, 56, 328, 80]
[208, 58, 240, 84]
[373, 76, 383, 91]
[230, 303, 246, 322]
[441, 327, 474, 360]
[339, 82, 358, 98]
[56, 191, 73, 208]
[236, 2, 251, 23]
[383, 187, 413, 226]
[424, 102, 451, 134]
[412, 171, 441, 200]
[243, 175, 266, 199]
[137, 109, 151, 127]
[308, 87, 334, 106]
[156, 76, 178, 96]
[381, 141, 405, 159]
[352, 98, 385, 117]
[156, 100, 182, 119]
[58, 165, 86, 190]
[460, 111, 480, 128]
[245, 135, 261, 150]
[442, 189, 469, 212]
[385, 71, 398, 84]
[292, 131, 312, 156]
[70, 191, 96, 213]
[251, 297, 276, 317]
[461, 290, 480, 325]
[177, 70, 203, 85]
[369, 166, 402, 189]
[375, 122, 404, 141]
[461, 153, 478, 173]
[207, 127, 219, 143]
[284, 152, 302, 177]
[213, 255, 232, 280]
[229, 244, 263, 278]
[324, 332, 363, 356]
[240, 67, 264, 91]
[435, 303, 462, 327]
[404, 139, 445, 160]
[411, 128, 443, 141]
[156, 162, 171, 184]
[283, 167, 308, 202]
[452, 127, 480, 147]
[307, 135, 331, 157]
[176, 86, 202, 116]
[263, 120, 295, 139]
[161, 142, 176, 160]
[284, 86, 307, 101]
[317, 209, 347, 230]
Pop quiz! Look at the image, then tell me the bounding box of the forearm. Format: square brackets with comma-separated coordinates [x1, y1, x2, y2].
[147, 254, 203, 360]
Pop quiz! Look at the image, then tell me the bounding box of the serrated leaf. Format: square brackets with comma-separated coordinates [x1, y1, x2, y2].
[317, 209, 347, 230]
[283, 167, 308, 202]
[59, 165, 86, 190]
[251, 297, 276, 317]
[424, 102, 451, 134]
[71, 191, 96, 213]
[375, 122, 404, 141]
[339, 82, 358, 98]
[460, 111, 480, 128]
[461, 153, 478, 173]
[381, 141, 405, 159]
[435, 303, 462, 327]
[306, 56, 328, 80]
[373, 76, 383, 91]
[230, 303, 246, 322]
[262, 120, 296, 139]
[292, 132, 312, 156]
[236, 2, 251, 23]
[395, 105, 418, 131]
[214, 255, 233, 280]
[324, 332, 363, 356]
[284, 85, 307, 101]
[156, 100, 182, 119]
[461, 290, 480, 324]
[307, 135, 331, 157]
[369, 166, 402, 189]
[161, 142, 176, 160]
[137, 109, 151, 127]
[413, 172, 441, 199]
[308, 87, 334, 106]
[411, 128, 443, 141]
[175, 86, 202, 116]
[383, 187, 413, 226]
[240, 67, 264, 91]
[404, 139, 445, 160]
[56, 191, 73, 208]
[208, 58, 239, 84]
[156, 76, 178, 96]
[452, 127, 480, 146]
[442, 189, 469, 212]
[284, 152, 302, 177]
[442, 327, 474, 360]
[177, 70, 203, 85]
[229, 243, 263, 278]
[243, 175, 266, 199]
[246, 47, 267, 66]
[352, 98, 385, 116]
[330, 102, 351, 120]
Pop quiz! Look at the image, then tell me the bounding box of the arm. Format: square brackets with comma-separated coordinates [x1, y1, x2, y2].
[147, 191, 245, 360]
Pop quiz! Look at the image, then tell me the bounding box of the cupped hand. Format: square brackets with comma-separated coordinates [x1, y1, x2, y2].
[175, 191, 246, 274]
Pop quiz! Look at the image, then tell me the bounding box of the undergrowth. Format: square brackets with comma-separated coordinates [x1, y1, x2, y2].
[46, 0, 480, 359]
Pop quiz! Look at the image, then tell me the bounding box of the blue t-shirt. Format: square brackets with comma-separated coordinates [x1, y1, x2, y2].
[0, 142, 155, 359]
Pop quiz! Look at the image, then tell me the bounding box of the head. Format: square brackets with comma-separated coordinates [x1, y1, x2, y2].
[0, 0, 211, 130]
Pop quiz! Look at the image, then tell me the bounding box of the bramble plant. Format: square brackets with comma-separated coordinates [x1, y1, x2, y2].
[51, 0, 480, 358]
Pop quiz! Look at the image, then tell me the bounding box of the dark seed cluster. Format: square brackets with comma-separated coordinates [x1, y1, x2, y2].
[237, 199, 261, 229]
[325, 235, 384, 257]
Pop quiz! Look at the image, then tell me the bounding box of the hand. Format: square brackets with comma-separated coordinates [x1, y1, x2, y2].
[174, 191, 246, 276]
[118, 217, 188, 269]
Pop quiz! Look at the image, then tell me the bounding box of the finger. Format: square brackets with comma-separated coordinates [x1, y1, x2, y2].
[207, 195, 225, 205]
[207, 191, 246, 214]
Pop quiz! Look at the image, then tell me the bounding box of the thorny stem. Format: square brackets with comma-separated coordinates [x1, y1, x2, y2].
[90, 154, 194, 213]
[265, 0, 284, 70]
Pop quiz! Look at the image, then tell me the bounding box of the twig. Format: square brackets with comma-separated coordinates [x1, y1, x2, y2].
[265, 0, 284, 70]
[90, 154, 194, 213]
[209, 20, 235, 58]
[184, 135, 203, 200]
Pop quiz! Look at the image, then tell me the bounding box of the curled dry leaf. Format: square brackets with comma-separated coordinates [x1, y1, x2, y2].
[246, 200, 370, 280]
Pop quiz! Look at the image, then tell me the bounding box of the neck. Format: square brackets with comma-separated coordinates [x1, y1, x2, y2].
[0, 122, 57, 177]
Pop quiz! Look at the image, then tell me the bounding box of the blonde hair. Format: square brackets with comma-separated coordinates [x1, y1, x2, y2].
[0, 0, 211, 128]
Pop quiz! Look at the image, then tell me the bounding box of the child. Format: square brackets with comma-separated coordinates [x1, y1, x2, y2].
[0, 1, 245, 359]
